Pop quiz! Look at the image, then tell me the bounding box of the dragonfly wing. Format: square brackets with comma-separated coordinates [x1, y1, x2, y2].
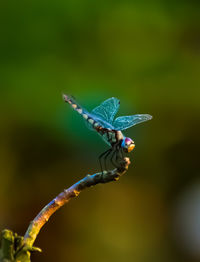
[91, 97, 120, 124]
[113, 114, 152, 131]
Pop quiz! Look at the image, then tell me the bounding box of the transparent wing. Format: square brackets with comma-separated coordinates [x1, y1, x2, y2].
[91, 97, 120, 124]
[113, 114, 152, 131]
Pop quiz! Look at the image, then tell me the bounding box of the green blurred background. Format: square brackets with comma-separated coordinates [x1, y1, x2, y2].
[0, 0, 200, 261]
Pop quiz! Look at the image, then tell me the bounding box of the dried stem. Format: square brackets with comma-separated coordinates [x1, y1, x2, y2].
[23, 157, 130, 248]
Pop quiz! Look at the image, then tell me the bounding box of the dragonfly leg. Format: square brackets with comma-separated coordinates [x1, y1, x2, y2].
[115, 145, 121, 160]
[115, 149, 121, 163]
[98, 149, 112, 174]
[110, 150, 116, 167]
[115, 151, 118, 163]
[114, 145, 125, 167]
[120, 147, 125, 159]
[110, 149, 121, 168]
[103, 149, 112, 171]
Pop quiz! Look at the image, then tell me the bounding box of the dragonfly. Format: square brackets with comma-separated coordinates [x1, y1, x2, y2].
[63, 94, 152, 172]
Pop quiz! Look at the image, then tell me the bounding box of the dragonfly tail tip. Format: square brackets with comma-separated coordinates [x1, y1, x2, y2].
[62, 94, 68, 101]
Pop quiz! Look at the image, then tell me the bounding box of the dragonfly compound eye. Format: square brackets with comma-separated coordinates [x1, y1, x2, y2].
[121, 137, 135, 152]
[125, 137, 135, 152]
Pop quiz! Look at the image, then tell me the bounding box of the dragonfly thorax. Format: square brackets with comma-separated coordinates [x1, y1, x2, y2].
[121, 137, 135, 153]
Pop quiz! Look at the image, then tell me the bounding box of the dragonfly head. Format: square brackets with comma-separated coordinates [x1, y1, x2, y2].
[121, 137, 135, 153]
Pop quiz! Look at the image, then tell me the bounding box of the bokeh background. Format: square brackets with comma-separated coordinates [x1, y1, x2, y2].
[0, 0, 200, 261]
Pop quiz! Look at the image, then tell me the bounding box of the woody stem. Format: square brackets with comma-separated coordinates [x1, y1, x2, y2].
[23, 157, 131, 248]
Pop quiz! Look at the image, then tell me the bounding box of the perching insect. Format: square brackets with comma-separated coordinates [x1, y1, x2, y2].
[63, 95, 152, 172]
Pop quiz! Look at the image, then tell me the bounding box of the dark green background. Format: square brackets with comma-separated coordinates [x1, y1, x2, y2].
[0, 0, 200, 261]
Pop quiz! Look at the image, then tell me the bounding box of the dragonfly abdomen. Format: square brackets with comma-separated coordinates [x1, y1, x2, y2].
[63, 94, 86, 115]
[63, 94, 100, 128]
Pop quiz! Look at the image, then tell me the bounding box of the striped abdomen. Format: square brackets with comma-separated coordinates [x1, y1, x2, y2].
[63, 94, 123, 146]
[63, 94, 100, 127]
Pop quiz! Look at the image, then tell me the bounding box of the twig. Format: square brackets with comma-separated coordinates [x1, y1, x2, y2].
[23, 157, 130, 248]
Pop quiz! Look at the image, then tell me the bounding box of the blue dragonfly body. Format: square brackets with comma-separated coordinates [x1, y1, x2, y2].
[63, 94, 152, 171]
